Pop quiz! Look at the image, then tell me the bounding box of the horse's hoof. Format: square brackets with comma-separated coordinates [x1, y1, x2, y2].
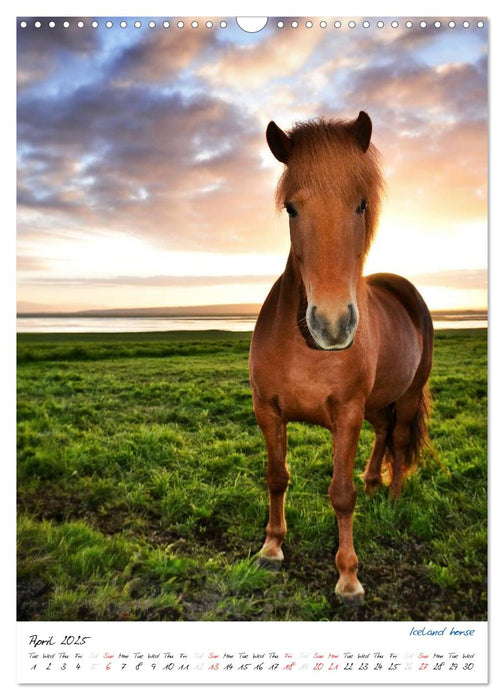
[335, 580, 365, 606]
[339, 590, 365, 606]
[256, 555, 283, 571]
[390, 485, 403, 500]
[364, 480, 381, 496]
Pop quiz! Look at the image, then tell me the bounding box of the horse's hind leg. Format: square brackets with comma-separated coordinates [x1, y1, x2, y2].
[362, 408, 392, 495]
[254, 400, 289, 569]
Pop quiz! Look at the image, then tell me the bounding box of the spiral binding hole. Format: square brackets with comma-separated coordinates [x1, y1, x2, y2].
[16, 16, 484, 32]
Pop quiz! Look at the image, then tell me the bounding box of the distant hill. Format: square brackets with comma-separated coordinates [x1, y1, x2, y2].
[430, 309, 487, 321]
[17, 303, 263, 318]
[17, 300, 102, 314]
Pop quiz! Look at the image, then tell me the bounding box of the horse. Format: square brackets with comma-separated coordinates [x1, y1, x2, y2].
[249, 111, 433, 604]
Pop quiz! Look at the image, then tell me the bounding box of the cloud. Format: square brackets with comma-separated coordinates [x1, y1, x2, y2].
[348, 58, 487, 122]
[17, 18, 98, 55]
[379, 117, 487, 228]
[410, 268, 487, 289]
[17, 19, 100, 88]
[17, 255, 49, 272]
[197, 25, 323, 89]
[109, 26, 218, 83]
[17, 78, 283, 253]
[22, 269, 486, 292]
[22, 274, 278, 287]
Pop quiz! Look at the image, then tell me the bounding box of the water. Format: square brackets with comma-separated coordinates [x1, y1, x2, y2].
[16, 316, 258, 333]
[16, 315, 487, 334]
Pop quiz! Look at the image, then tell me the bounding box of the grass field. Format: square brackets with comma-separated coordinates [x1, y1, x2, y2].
[17, 329, 487, 622]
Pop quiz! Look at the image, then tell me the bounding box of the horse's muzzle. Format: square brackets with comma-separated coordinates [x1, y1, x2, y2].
[307, 303, 358, 351]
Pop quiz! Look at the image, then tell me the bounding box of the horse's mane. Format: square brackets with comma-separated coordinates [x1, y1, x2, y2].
[275, 118, 384, 254]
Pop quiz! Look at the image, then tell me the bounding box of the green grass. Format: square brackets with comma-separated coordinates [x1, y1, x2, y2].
[17, 329, 487, 621]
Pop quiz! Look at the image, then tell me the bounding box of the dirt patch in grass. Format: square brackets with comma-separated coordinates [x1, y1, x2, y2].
[18, 486, 134, 535]
[17, 576, 53, 621]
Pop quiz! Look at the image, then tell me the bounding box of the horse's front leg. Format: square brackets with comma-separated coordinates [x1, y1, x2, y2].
[254, 400, 289, 569]
[329, 403, 365, 604]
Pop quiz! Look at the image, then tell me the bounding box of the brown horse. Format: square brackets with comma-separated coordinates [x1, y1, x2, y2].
[249, 111, 433, 604]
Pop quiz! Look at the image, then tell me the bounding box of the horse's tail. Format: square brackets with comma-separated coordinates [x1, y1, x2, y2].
[383, 383, 432, 474]
[404, 383, 431, 469]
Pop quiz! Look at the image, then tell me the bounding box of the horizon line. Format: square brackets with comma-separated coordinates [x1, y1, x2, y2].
[17, 304, 488, 319]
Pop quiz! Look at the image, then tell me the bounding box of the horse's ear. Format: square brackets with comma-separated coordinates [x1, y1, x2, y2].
[266, 121, 292, 164]
[352, 111, 372, 153]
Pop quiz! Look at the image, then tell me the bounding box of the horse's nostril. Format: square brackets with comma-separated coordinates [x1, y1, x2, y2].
[345, 304, 356, 333]
[309, 305, 319, 330]
[310, 305, 332, 336]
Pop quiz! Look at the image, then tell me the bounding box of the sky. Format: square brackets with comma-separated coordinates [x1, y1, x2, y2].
[16, 16, 488, 312]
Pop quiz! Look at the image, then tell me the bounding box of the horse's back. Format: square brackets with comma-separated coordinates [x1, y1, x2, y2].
[366, 273, 432, 337]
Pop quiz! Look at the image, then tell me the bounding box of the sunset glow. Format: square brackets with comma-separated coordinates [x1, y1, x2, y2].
[17, 17, 487, 313]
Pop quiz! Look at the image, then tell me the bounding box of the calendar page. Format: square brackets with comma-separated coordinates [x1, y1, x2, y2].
[16, 8, 488, 688]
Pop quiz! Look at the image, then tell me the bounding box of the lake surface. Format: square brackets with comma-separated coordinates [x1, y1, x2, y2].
[17, 315, 487, 334]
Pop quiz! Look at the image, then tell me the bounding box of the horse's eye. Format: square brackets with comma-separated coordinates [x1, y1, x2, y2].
[285, 203, 298, 218]
[356, 198, 367, 214]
